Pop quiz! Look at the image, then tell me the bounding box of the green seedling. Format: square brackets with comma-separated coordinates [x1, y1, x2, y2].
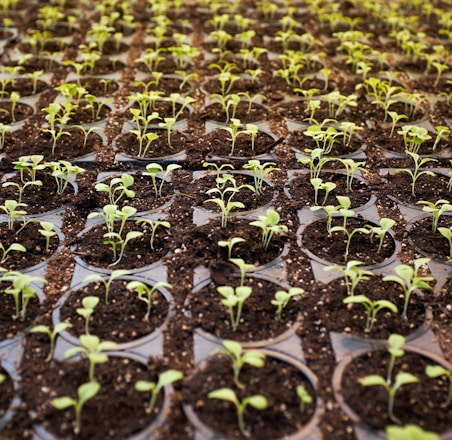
[207, 388, 268, 438]
[13, 154, 45, 183]
[64, 334, 118, 382]
[82, 269, 131, 304]
[30, 322, 73, 362]
[36, 221, 56, 253]
[242, 160, 278, 195]
[0, 200, 27, 230]
[135, 219, 170, 250]
[76, 296, 99, 335]
[324, 260, 373, 296]
[387, 111, 408, 137]
[0, 241, 25, 263]
[343, 295, 397, 333]
[95, 174, 135, 206]
[387, 334, 406, 383]
[395, 151, 437, 197]
[383, 258, 433, 320]
[386, 424, 440, 440]
[144, 163, 181, 198]
[438, 227, 452, 260]
[52, 382, 100, 436]
[271, 287, 305, 321]
[2, 271, 45, 321]
[329, 223, 370, 261]
[0, 123, 10, 149]
[103, 229, 144, 266]
[218, 237, 245, 259]
[158, 117, 176, 148]
[425, 365, 452, 407]
[397, 125, 432, 154]
[296, 385, 313, 413]
[217, 285, 252, 331]
[297, 148, 335, 180]
[126, 280, 172, 321]
[202, 161, 234, 180]
[219, 118, 250, 156]
[338, 158, 367, 192]
[310, 177, 336, 205]
[249, 209, 288, 250]
[45, 160, 85, 195]
[229, 258, 254, 286]
[205, 198, 245, 228]
[366, 217, 395, 252]
[214, 340, 265, 388]
[417, 200, 452, 233]
[359, 372, 419, 423]
[432, 126, 450, 151]
[135, 369, 183, 414]
[2, 178, 42, 205]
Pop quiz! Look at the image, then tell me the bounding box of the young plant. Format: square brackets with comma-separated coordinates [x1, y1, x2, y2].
[386, 424, 440, 440]
[219, 118, 252, 156]
[126, 280, 172, 321]
[214, 340, 265, 388]
[297, 148, 335, 180]
[82, 269, 131, 304]
[296, 385, 313, 413]
[271, 287, 305, 321]
[135, 219, 170, 250]
[343, 295, 398, 333]
[2, 271, 45, 321]
[397, 124, 432, 154]
[207, 388, 268, 438]
[76, 296, 99, 335]
[94, 174, 135, 206]
[249, 209, 288, 250]
[324, 260, 373, 296]
[45, 160, 85, 195]
[0, 241, 25, 263]
[366, 217, 396, 252]
[395, 151, 438, 197]
[383, 258, 434, 320]
[0, 200, 27, 230]
[242, 160, 278, 195]
[217, 285, 252, 331]
[218, 237, 246, 259]
[425, 365, 452, 408]
[229, 258, 254, 286]
[143, 163, 181, 199]
[310, 177, 336, 205]
[359, 371, 419, 423]
[135, 369, 183, 414]
[52, 382, 100, 436]
[417, 199, 452, 233]
[37, 221, 57, 253]
[64, 334, 118, 382]
[329, 222, 370, 261]
[438, 227, 452, 261]
[30, 322, 73, 362]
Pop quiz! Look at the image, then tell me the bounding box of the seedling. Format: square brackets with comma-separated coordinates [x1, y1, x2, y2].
[297, 148, 335, 180]
[324, 260, 373, 296]
[76, 296, 99, 335]
[219, 118, 251, 156]
[249, 209, 288, 250]
[30, 322, 73, 362]
[432, 125, 450, 151]
[0, 242, 25, 263]
[338, 158, 367, 192]
[425, 365, 452, 407]
[386, 424, 440, 440]
[218, 236, 245, 259]
[83, 269, 131, 304]
[343, 295, 397, 332]
[52, 382, 100, 435]
[135, 369, 183, 414]
[0, 200, 27, 230]
[135, 219, 170, 250]
[329, 222, 370, 261]
[229, 258, 254, 286]
[366, 218, 395, 252]
[0, 123, 10, 149]
[383, 258, 433, 320]
[143, 163, 181, 199]
[296, 385, 313, 413]
[95, 174, 135, 206]
[438, 227, 452, 260]
[310, 177, 336, 205]
[64, 334, 118, 382]
[359, 371, 418, 423]
[417, 199, 452, 233]
[217, 285, 252, 331]
[1, 271, 45, 321]
[397, 124, 432, 154]
[126, 280, 172, 321]
[207, 388, 268, 438]
[242, 160, 278, 195]
[271, 287, 304, 320]
[45, 160, 85, 195]
[213, 340, 265, 388]
[395, 151, 437, 197]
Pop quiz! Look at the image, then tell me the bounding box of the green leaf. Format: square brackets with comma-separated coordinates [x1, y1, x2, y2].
[52, 396, 76, 410]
